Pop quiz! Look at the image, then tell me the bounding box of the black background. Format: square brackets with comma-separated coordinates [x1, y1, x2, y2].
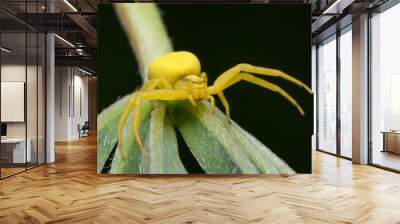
[98, 4, 312, 173]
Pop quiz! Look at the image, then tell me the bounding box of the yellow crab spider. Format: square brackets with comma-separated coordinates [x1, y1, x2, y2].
[117, 51, 312, 159]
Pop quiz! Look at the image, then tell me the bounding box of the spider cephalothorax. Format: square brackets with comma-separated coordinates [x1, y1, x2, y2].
[118, 51, 312, 158]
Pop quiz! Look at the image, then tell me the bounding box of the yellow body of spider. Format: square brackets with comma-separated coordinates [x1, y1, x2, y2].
[118, 51, 312, 158]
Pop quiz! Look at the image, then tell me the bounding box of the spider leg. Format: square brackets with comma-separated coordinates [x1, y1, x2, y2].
[118, 78, 172, 160]
[117, 93, 137, 159]
[217, 92, 231, 123]
[132, 89, 189, 157]
[205, 75, 240, 122]
[142, 89, 189, 100]
[200, 72, 208, 84]
[132, 94, 148, 158]
[141, 77, 173, 90]
[206, 95, 215, 113]
[242, 72, 305, 115]
[188, 95, 198, 107]
[211, 64, 312, 94]
[143, 78, 173, 109]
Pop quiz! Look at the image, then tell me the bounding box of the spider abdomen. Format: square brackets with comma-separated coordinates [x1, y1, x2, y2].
[148, 51, 201, 85]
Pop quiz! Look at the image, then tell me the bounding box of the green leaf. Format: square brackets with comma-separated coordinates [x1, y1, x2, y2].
[109, 100, 187, 174]
[99, 94, 294, 175]
[109, 100, 152, 174]
[224, 115, 295, 175]
[171, 102, 258, 174]
[97, 94, 130, 173]
[140, 101, 187, 174]
[171, 101, 295, 174]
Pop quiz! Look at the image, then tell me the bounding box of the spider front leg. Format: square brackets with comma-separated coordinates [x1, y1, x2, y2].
[132, 89, 189, 158]
[117, 78, 172, 159]
[212, 63, 312, 94]
[240, 73, 305, 115]
[209, 70, 306, 115]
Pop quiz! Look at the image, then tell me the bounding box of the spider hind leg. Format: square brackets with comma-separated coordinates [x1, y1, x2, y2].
[117, 93, 137, 160]
[132, 94, 148, 158]
[132, 89, 189, 157]
[117, 78, 172, 160]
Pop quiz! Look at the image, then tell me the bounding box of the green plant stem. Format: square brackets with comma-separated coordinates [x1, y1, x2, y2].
[114, 3, 172, 81]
